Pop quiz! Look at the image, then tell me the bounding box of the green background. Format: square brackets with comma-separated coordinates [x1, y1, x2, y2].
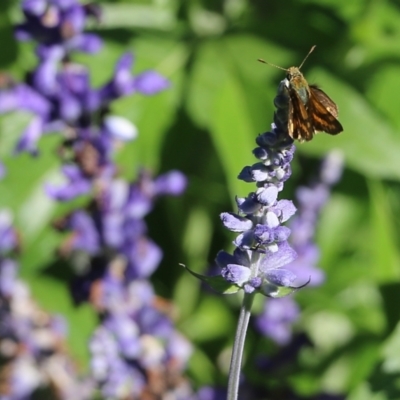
[2, 0, 400, 398]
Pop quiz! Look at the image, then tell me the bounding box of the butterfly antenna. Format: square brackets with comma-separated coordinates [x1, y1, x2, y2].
[298, 45, 316, 69]
[257, 58, 287, 72]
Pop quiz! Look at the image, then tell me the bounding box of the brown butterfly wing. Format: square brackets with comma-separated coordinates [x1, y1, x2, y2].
[288, 88, 314, 141]
[309, 85, 343, 134]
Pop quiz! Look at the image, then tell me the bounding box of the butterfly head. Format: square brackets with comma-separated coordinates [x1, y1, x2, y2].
[258, 45, 316, 79]
[286, 67, 303, 80]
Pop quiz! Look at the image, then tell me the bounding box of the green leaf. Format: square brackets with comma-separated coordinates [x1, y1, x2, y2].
[181, 264, 240, 294]
[186, 36, 289, 131]
[367, 179, 400, 282]
[100, 3, 177, 30]
[210, 71, 257, 201]
[300, 68, 400, 181]
[180, 296, 234, 342]
[381, 321, 400, 374]
[262, 284, 300, 298]
[366, 65, 400, 132]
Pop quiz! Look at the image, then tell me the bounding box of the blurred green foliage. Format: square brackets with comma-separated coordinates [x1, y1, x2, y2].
[2, 0, 400, 398]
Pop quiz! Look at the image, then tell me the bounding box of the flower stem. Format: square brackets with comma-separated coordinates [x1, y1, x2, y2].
[227, 292, 255, 400]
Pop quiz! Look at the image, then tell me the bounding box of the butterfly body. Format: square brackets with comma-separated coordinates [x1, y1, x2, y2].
[258, 46, 344, 142]
[285, 66, 343, 142]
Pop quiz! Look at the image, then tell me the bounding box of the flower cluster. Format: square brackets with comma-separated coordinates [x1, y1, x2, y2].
[216, 80, 300, 297]
[54, 169, 187, 303]
[89, 274, 193, 399]
[0, 211, 92, 399]
[0, 0, 168, 156]
[0, 2, 195, 399]
[15, 0, 102, 54]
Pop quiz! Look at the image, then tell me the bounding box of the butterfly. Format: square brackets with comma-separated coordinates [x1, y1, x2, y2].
[259, 46, 343, 142]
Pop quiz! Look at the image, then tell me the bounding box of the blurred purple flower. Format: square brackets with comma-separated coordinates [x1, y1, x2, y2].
[98, 53, 170, 104]
[285, 150, 344, 287]
[0, 162, 5, 180]
[255, 150, 344, 344]
[255, 297, 300, 345]
[45, 164, 92, 201]
[0, 213, 93, 399]
[0, 211, 19, 254]
[16, 0, 102, 55]
[64, 210, 100, 255]
[89, 277, 193, 399]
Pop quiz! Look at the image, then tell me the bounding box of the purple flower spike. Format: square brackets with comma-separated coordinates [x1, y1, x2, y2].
[206, 74, 314, 299]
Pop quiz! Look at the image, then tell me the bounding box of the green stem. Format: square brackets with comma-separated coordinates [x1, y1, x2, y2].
[227, 292, 255, 400]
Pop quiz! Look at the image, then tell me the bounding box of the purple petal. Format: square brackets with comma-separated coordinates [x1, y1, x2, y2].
[103, 115, 138, 141]
[60, 63, 90, 95]
[22, 0, 47, 15]
[105, 315, 140, 359]
[58, 92, 81, 122]
[15, 116, 43, 154]
[265, 211, 279, 228]
[133, 71, 169, 95]
[251, 163, 271, 182]
[45, 166, 91, 201]
[53, 0, 77, 9]
[69, 211, 99, 254]
[221, 264, 251, 286]
[236, 194, 262, 214]
[255, 297, 299, 345]
[0, 259, 18, 296]
[125, 238, 162, 279]
[238, 165, 254, 182]
[274, 200, 296, 222]
[220, 212, 253, 232]
[154, 171, 187, 196]
[260, 241, 297, 271]
[0, 162, 6, 180]
[0, 212, 17, 253]
[103, 213, 124, 247]
[197, 387, 227, 400]
[67, 33, 103, 53]
[232, 248, 251, 268]
[254, 224, 273, 243]
[285, 244, 325, 286]
[233, 230, 255, 249]
[166, 332, 192, 369]
[63, 4, 85, 33]
[137, 306, 172, 338]
[257, 185, 278, 206]
[33, 60, 59, 96]
[112, 53, 134, 95]
[265, 268, 296, 287]
[320, 150, 344, 185]
[273, 226, 291, 242]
